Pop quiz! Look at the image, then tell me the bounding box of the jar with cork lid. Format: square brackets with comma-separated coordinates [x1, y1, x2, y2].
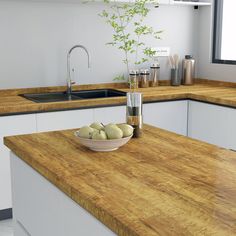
[140, 69, 150, 88]
[150, 62, 160, 87]
[129, 69, 139, 90]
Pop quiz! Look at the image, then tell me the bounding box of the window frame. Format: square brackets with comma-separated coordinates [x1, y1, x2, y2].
[212, 0, 236, 65]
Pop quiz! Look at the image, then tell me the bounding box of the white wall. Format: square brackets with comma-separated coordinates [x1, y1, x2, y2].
[197, 6, 236, 82]
[0, 1, 197, 89]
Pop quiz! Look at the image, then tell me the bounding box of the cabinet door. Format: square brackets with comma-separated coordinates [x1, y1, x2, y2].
[11, 153, 116, 236]
[227, 108, 236, 151]
[0, 114, 37, 210]
[15, 221, 31, 236]
[36, 109, 94, 132]
[93, 106, 126, 125]
[143, 100, 188, 135]
[159, 0, 170, 4]
[188, 101, 231, 149]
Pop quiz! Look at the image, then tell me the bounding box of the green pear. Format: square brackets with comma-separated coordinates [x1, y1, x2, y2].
[90, 122, 104, 131]
[105, 123, 118, 129]
[77, 126, 94, 139]
[105, 126, 123, 139]
[118, 124, 134, 137]
[92, 130, 107, 140]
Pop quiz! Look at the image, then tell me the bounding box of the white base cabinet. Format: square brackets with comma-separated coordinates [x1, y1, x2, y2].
[36, 109, 94, 132]
[0, 114, 37, 211]
[11, 152, 116, 236]
[188, 101, 234, 150]
[144, 100, 188, 136]
[228, 109, 236, 151]
[93, 106, 126, 125]
[36, 106, 126, 132]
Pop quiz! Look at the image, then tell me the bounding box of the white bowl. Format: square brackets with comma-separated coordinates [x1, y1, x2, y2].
[74, 131, 133, 152]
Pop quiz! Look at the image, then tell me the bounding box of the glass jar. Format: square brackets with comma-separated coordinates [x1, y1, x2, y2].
[128, 70, 139, 90]
[150, 62, 160, 87]
[140, 69, 150, 88]
[126, 92, 143, 138]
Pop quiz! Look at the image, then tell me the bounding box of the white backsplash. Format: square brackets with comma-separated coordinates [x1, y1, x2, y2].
[0, 1, 197, 89]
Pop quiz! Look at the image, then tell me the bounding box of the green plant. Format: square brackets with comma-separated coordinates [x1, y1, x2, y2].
[99, 0, 163, 81]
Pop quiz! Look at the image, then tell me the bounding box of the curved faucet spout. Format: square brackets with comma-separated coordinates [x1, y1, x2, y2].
[67, 45, 90, 95]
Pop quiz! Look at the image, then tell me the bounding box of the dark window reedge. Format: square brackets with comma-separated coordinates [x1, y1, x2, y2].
[212, 0, 236, 65]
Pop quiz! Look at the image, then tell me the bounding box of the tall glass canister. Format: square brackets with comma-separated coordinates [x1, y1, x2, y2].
[126, 92, 143, 138]
[129, 70, 139, 90]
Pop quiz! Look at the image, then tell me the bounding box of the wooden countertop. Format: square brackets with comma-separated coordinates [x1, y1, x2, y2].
[4, 125, 236, 235]
[1, 79, 236, 115]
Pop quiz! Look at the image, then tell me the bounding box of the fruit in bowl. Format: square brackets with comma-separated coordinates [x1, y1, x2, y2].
[104, 125, 123, 139]
[92, 130, 107, 140]
[77, 126, 95, 139]
[75, 122, 133, 152]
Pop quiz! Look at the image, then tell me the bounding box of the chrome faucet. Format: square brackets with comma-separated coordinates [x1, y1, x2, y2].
[67, 45, 90, 95]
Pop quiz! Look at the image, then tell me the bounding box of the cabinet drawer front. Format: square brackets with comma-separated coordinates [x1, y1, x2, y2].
[188, 101, 231, 149]
[0, 114, 36, 136]
[94, 106, 126, 125]
[36, 109, 94, 132]
[144, 101, 188, 136]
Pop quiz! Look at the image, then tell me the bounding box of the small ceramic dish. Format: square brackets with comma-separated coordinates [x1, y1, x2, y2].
[74, 131, 132, 152]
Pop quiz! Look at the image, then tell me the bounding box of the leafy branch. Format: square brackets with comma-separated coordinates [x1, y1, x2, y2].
[99, 0, 163, 80]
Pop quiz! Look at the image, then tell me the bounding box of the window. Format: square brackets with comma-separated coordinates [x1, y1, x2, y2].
[213, 0, 236, 64]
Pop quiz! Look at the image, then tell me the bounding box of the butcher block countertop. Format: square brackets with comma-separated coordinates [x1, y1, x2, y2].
[4, 125, 236, 236]
[1, 79, 236, 115]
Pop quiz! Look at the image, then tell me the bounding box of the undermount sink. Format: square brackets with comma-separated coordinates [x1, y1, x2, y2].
[20, 89, 126, 103]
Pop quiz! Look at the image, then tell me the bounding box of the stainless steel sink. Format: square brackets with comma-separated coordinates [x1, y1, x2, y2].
[20, 89, 126, 103]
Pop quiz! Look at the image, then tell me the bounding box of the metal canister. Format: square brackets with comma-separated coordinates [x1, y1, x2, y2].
[140, 69, 150, 88]
[182, 55, 195, 85]
[150, 62, 160, 87]
[129, 69, 139, 90]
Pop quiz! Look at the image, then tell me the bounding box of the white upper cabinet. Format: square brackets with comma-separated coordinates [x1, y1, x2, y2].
[169, 0, 211, 6]
[143, 100, 188, 136]
[36, 109, 94, 132]
[157, 0, 170, 4]
[14, 0, 211, 5]
[0, 114, 37, 211]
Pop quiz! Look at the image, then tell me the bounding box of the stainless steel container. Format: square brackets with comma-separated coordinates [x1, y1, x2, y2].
[171, 68, 180, 86]
[182, 55, 195, 85]
[150, 62, 160, 87]
[140, 69, 150, 88]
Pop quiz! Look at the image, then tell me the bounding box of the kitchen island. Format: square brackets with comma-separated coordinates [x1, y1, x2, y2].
[4, 125, 236, 236]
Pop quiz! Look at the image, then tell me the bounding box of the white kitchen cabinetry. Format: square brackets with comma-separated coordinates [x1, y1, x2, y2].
[36, 106, 125, 132]
[228, 109, 236, 151]
[109, 0, 170, 3]
[0, 114, 37, 211]
[93, 106, 126, 125]
[21, 0, 212, 5]
[143, 100, 188, 136]
[169, 0, 211, 6]
[11, 153, 116, 236]
[36, 109, 94, 132]
[158, 0, 170, 4]
[188, 101, 231, 149]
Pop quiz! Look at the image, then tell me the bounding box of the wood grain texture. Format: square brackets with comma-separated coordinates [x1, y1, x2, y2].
[1, 79, 236, 115]
[4, 125, 236, 236]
